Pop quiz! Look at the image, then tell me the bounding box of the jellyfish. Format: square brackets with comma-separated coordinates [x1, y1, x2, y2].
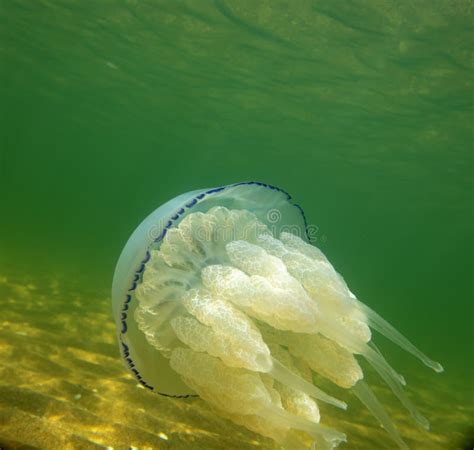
[111, 182, 443, 450]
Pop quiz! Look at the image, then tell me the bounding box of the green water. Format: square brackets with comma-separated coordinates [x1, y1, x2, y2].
[0, 1, 473, 449]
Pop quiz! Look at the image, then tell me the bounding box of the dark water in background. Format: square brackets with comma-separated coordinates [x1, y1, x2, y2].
[0, 1, 473, 449]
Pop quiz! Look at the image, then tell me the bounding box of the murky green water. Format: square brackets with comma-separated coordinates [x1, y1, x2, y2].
[0, 1, 473, 449]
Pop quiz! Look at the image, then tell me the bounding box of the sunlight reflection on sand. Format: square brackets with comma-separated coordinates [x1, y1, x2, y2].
[0, 274, 472, 449]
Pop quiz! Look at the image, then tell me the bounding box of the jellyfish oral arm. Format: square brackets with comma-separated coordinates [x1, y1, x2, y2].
[112, 182, 444, 450]
[354, 299, 444, 373]
[264, 405, 347, 445]
[368, 342, 430, 430]
[270, 357, 347, 410]
[352, 380, 409, 450]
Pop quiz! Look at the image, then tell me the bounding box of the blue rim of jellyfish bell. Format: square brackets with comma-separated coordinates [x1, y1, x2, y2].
[112, 181, 310, 398]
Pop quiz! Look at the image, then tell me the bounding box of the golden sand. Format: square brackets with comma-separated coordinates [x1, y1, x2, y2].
[0, 274, 472, 450]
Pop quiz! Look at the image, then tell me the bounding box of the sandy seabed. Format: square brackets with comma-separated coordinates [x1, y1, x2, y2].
[0, 273, 472, 450]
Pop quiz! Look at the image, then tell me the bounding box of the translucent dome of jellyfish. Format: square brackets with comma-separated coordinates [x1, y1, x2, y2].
[112, 182, 443, 450]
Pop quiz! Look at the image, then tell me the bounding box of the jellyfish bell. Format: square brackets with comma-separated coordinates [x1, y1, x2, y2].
[112, 182, 310, 395]
[111, 181, 443, 450]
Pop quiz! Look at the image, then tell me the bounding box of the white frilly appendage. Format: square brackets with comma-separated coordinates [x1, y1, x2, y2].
[134, 207, 442, 450]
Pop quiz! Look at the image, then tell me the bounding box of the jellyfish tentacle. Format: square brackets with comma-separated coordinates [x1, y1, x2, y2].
[354, 299, 444, 373]
[362, 347, 406, 386]
[170, 346, 345, 447]
[369, 342, 430, 430]
[284, 326, 412, 448]
[175, 289, 347, 410]
[270, 357, 347, 410]
[352, 380, 409, 450]
[260, 231, 442, 370]
[316, 319, 406, 387]
[283, 332, 363, 390]
[264, 405, 347, 445]
[127, 204, 442, 450]
[313, 436, 336, 450]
